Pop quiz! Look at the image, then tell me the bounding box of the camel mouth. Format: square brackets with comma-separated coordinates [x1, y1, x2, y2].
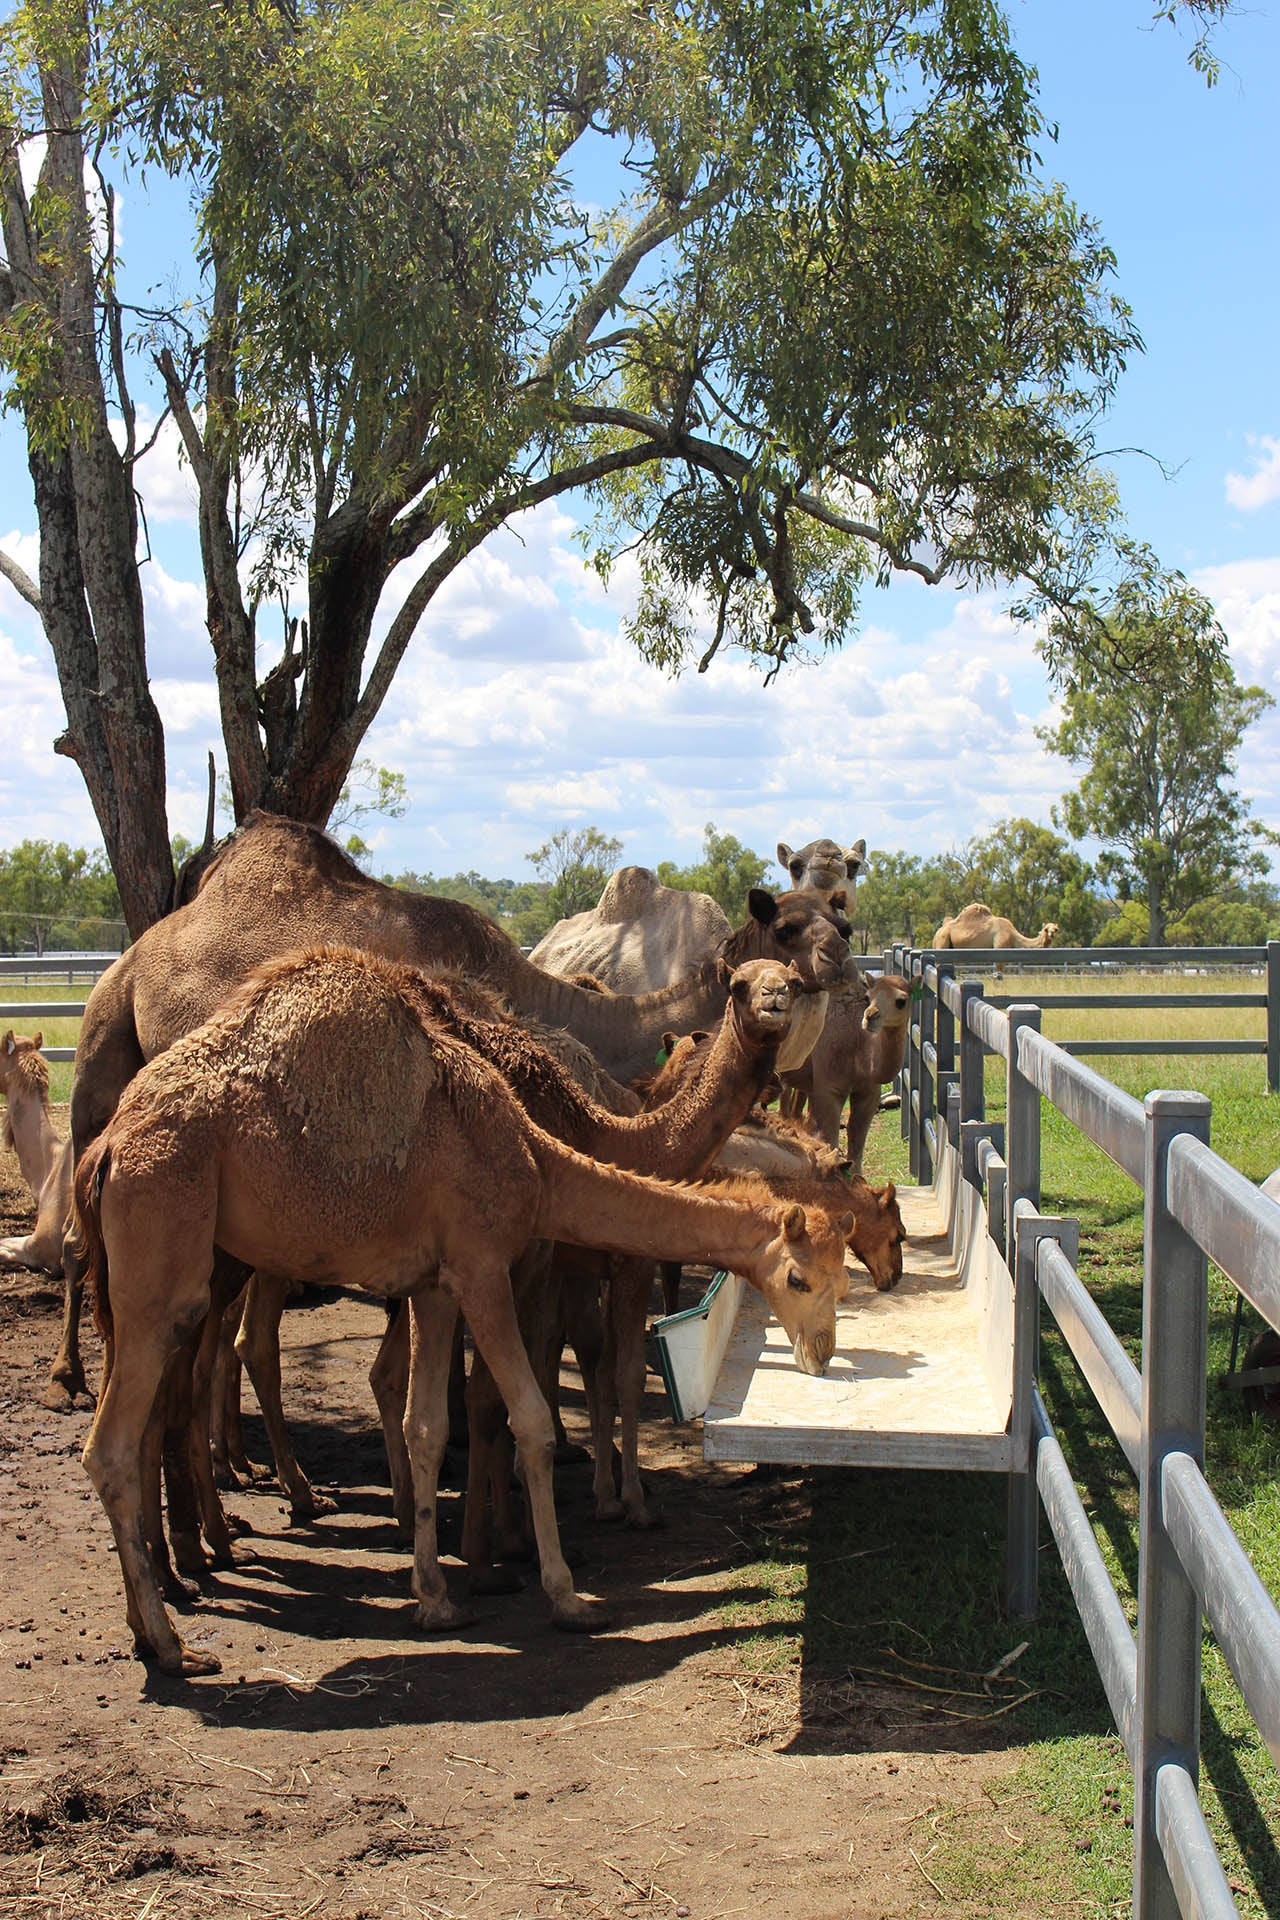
[862, 1009, 884, 1033]
[793, 1334, 833, 1376]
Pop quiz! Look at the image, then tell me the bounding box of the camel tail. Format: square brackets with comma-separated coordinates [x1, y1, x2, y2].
[72, 1136, 113, 1338]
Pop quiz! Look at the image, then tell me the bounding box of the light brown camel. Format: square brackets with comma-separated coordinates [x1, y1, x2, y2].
[0, 1031, 71, 1277]
[780, 973, 915, 1172]
[241, 956, 803, 1548]
[52, 812, 855, 1410]
[777, 836, 867, 899]
[530, 865, 733, 992]
[74, 946, 853, 1676]
[933, 903, 1059, 949]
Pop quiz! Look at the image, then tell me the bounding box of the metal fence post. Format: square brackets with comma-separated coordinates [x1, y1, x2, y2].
[1006, 1213, 1078, 1618]
[900, 950, 916, 1149]
[959, 980, 985, 1127]
[1133, 1090, 1212, 1920]
[918, 962, 936, 1185]
[1004, 1005, 1042, 1274]
[907, 955, 924, 1179]
[1267, 940, 1279, 1095]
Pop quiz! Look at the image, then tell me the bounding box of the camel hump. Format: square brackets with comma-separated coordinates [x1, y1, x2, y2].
[597, 865, 661, 922]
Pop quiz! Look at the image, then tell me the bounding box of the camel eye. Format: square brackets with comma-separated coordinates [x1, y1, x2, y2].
[895, 996, 907, 1011]
[775, 922, 795, 940]
[787, 1271, 811, 1293]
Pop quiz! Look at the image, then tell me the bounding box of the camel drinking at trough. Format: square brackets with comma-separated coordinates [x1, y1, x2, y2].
[74, 946, 855, 1678]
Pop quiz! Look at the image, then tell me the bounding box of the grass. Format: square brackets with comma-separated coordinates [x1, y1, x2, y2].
[719, 973, 1280, 1916]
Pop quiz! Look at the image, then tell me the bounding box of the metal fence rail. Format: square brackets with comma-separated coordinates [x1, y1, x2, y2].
[908, 959, 1280, 1920]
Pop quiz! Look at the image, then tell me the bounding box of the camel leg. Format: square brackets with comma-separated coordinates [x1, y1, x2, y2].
[611, 1257, 661, 1529]
[186, 1262, 250, 1566]
[42, 1243, 89, 1412]
[404, 1288, 474, 1633]
[210, 1282, 261, 1487]
[82, 1259, 221, 1677]
[161, 1333, 211, 1579]
[461, 1350, 527, 1592]
[457, 1259, 608, 1632]
[844, 1087, 880, 1176]
[807, 1083, 844, 1152]
[370, 1302, 414, 1538]
[235, 1272, 337, 1519]
[659, 1262, 682, 1316]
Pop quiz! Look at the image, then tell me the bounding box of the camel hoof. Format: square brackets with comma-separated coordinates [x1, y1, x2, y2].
[40, 1380, 79, 1414]
[413, 1598, 480, 1634]
[222, 1511, 253, 1540]
[468, 1566, 525, 1597]
[288, 1490, 338, 1522]
[177, 1643, 223, 1677]
[551, 1596, 611, 1634]
[160, 1568, 202, 1605]
[624, 1505, 665, 1532]
[170, 1531, 211, 1579]
[594, 1497, 626, 1524]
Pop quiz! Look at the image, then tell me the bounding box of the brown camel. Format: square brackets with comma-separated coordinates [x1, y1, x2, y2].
[0, 1031, 71, 1277]
[74, 946, 853, 1676]
[51, 812, 856, 1410]
[242, 956, 802, 1545]
[780, 973, 914, 1172]
[933, 903, 1059, 949]
[777, 837, 867, 899]
[530, 865, 733, 992]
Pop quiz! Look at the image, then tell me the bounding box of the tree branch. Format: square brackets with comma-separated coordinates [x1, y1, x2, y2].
[0, 548, 43, 615]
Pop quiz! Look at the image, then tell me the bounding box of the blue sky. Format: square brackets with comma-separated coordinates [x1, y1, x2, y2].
[2, 0, 1278, 889]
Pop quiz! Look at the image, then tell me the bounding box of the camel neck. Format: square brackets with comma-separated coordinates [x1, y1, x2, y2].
[532, 1137, 773, 1281]
[502, 954, 730, 1084]
[590, 1019, 774, 1178]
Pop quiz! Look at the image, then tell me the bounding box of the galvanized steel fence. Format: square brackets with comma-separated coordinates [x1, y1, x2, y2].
[898, 952, 1280, 1920]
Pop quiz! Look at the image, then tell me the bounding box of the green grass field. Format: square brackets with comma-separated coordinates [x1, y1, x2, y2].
[725, 973, 1280, 1916]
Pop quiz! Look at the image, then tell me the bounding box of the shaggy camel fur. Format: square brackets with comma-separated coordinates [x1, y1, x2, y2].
[933, 903, 1059, 949]
[777, 837, 867, 899]
[75, 946, 853, 1676]
[530, 866, 733, 992]
[51, 813, 855, 1410]
[780, 973, 914, 1172]
[0, 1031, 71, 1277]
[365, 958, 805, 1557]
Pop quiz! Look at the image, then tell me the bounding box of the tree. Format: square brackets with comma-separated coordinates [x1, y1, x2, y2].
[0, 0, 1155, 936]
[527, 826, 622, 924]
[1039, 636, 1275, 945]
[0, 839, 123, 952]
[656, 824, 769, 923]
[967, 817, 1102, 945]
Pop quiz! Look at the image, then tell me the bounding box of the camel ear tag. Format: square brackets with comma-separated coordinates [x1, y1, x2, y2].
[909, 980, 924, 1000]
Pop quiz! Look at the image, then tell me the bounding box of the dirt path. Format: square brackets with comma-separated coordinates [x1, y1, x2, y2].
[1, 1140, 1040, 1920]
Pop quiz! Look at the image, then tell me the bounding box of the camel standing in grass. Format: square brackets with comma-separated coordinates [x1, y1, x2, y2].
[51, 813, 854, 1413]
[780, 973, 914, 1172]
[933, 903, 1059, 949]
[75, 946, 853, 1677]
[0, 1031, 71, 1277]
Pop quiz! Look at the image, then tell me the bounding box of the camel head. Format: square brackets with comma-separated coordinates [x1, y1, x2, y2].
[849, 1181, 906, 1292]
[861, 974, 912, 1034]
[759, 1200, 855, 1375]
[0, 1030, 44, 1092]
[725, 959, 801, 1049]
[777, 836, 867, 899]
[1040, 923, 1060, 947]
[741, 887, 857, 992]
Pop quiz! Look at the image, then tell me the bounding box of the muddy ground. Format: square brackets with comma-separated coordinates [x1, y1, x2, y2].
[1, 1127, 1057, 1920]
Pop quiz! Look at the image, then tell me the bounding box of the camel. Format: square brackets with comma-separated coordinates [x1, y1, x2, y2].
[50, 812, 856, 1410]
[530, 866, 733, 992]
[933, 903, 1059, 950]
[0, 1031, 71, 1277]
[74, 946, 854, 1676]
[238, 957, 804, 1543]
[777, 837, 867, 900]
[780, 973, 915, 1172]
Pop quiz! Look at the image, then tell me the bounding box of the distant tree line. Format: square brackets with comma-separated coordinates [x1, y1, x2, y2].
[0, 842, 126, 954]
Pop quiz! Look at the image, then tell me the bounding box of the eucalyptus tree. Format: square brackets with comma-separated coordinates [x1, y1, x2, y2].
[2, 0, 1159, 933]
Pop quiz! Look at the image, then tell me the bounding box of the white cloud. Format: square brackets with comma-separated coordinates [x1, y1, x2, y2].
[1225, 437, 1280, 513]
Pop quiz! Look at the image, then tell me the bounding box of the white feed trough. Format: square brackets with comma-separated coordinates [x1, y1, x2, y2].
[651, 1137, 1019, 1472]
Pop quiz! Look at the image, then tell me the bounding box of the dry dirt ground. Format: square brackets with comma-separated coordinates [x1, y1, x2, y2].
[1, 1126, 1052, 1920]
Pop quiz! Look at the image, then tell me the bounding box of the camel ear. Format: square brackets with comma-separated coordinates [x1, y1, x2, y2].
[3, 1031, 12, 1054]
[879, 1182, 897, 1211]
[31, 1032, 42, 1051]
[829, 888, 848, 914]
[780, 1202, 806, 1241]
[838, 1210, 855, 1236]
[661, 1032, 679, 1058]
[845, 839, 867, 876]
[777, 842, 793, 868]
[715, 954, 733, 989]
[748, 887, 778, 926]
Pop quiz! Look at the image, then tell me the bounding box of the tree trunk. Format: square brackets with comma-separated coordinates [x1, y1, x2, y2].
[1146, 876, 1166, 947]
